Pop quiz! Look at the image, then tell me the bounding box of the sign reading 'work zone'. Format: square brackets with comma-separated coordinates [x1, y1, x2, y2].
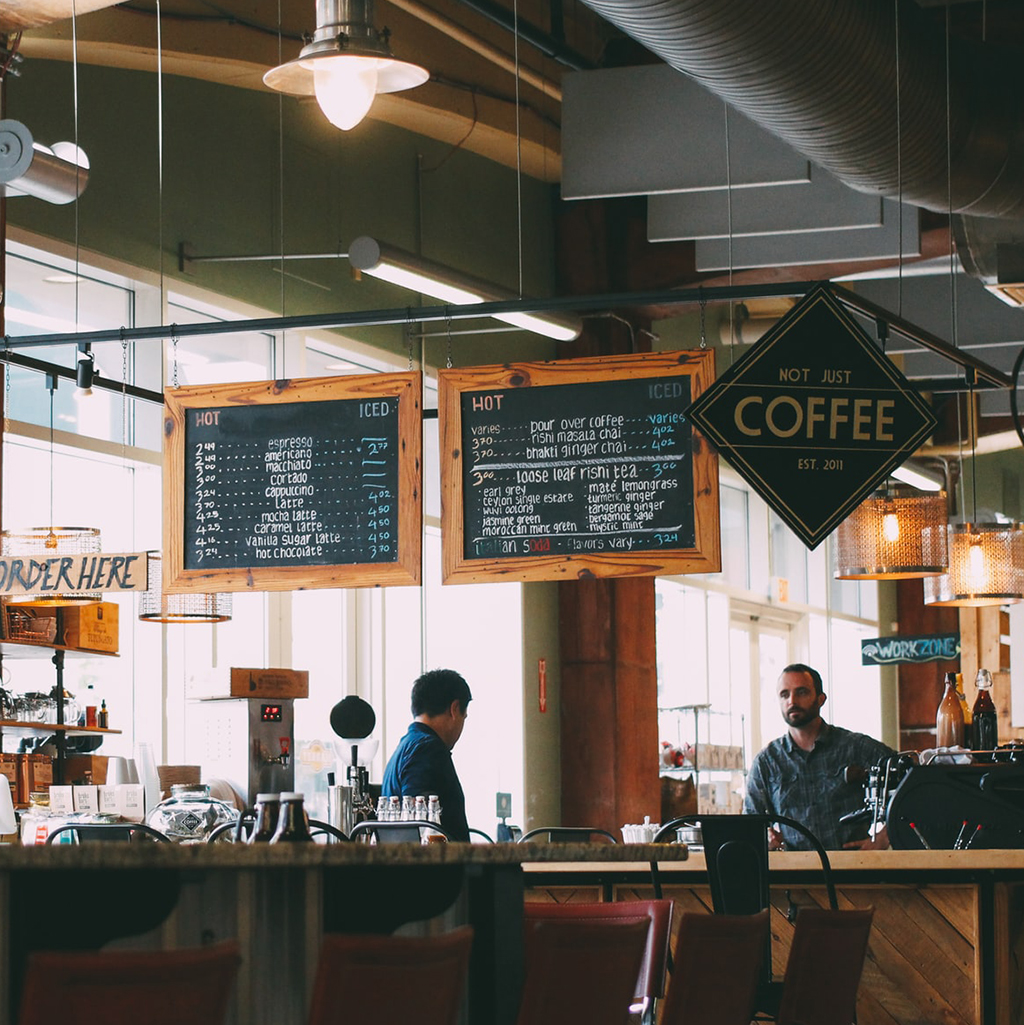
[686, 287, 937, 549]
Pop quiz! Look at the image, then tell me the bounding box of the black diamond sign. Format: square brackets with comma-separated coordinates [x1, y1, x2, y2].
[685, 286, 937, 549]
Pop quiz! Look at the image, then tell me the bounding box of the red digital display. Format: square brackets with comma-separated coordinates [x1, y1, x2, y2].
[261, 704, 282, 722]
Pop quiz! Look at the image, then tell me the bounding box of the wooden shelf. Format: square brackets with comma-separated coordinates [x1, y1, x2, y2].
[0, 639, 118, 659]
[0, 720, 121, 736]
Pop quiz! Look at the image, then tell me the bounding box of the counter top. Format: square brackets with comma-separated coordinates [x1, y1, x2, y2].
[0, 840, 690, 870]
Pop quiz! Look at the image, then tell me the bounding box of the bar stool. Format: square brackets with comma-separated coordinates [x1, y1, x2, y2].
[658, 910, 770, 1025]
[17, 941, 241, 1025]
[515, 917, 649, 1025]
[306, 926, 474, 1025]
[523, 900, 674, 1025]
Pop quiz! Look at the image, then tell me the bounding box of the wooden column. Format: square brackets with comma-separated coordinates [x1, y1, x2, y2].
[553, 196, 694, 831]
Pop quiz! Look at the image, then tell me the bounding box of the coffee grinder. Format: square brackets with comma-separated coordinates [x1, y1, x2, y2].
[327, 696, 378, 834]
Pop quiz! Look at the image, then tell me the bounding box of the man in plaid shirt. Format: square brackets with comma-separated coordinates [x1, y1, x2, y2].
[744, 663, 894, 850]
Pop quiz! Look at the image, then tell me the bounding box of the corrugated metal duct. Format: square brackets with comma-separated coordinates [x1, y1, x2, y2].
[576, 0, 1024, 220]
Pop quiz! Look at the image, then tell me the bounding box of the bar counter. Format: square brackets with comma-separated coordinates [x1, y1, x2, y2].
[0, 841, 687, 1025]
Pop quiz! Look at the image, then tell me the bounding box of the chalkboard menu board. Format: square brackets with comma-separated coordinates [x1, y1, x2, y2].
[439, 352, 720, 584]
[163, 373, 421, 592]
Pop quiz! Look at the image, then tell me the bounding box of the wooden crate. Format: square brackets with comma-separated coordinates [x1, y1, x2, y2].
[60, 602, 119, 653]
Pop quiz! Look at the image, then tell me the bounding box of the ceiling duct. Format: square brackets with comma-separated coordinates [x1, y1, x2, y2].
[576, 0, 1024, 220]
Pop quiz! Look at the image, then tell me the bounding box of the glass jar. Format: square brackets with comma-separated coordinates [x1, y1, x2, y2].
[145, 783, 238, 843]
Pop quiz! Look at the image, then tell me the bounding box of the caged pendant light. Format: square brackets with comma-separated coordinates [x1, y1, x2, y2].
[138, 551, 232, 624]
[834, 484, 949, 580]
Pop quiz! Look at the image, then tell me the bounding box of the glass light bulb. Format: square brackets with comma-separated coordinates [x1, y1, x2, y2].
[882, 511, 900, 544]
[967, 540, 988, 591]
[313, 60, 379, 131]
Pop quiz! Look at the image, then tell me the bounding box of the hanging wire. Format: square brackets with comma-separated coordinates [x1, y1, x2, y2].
[895, 0, 903, 320]
[405, 308, 415, 371]
[3, 340, 9, 435]
[724, 103, 736, 365]
[512, 0, 524, 299]
[156, 0, 168, 391]
[172, 325, 179, 388]
[71, 2, 81, 336]
[698, 290, 707, 350]
[444, 307, 453, 369]
[276, 0, 286, 378]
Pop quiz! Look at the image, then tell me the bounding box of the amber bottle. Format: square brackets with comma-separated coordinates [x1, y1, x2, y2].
[936, 672, 965, 748]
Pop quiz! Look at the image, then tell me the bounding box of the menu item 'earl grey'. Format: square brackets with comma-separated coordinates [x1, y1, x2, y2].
[439, 351, 720, 585]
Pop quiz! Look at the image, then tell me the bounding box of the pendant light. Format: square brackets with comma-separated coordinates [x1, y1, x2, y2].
[834, 483, 949, 580]
[930, 373, 1024, 606]
[138, 551, 232, 624]
[263, 0, 429, 132]
[2, 375, 103, 605]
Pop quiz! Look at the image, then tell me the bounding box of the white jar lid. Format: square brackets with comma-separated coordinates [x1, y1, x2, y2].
[279, 791, 304, 801]
[255, 793, 280, 802]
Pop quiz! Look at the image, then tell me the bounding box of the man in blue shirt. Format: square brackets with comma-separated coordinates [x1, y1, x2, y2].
[744, 663, 894, 850]
[381, 668, 472, 842]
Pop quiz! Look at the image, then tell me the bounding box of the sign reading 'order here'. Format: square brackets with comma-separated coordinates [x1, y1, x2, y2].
[686, 286, 938, 549]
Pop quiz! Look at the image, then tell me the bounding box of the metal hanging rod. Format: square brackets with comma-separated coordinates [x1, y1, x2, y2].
[0, 280, 1013, 390]
[0, 349, 163, 403]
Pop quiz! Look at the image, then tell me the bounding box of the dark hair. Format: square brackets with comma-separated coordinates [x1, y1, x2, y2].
[411, 669, 472, 717]
[781, 663, 823, 697]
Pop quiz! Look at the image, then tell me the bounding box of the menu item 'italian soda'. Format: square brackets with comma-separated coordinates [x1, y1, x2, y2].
[461, 376, 695, 560]
[184, 397, 399, 570]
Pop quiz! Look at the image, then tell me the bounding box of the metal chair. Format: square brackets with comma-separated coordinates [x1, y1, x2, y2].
[307, 927, 473, 1025]
[17, 941, 241, 1025]
[650, 814, 836, 1019]
[523, 900, 674, 1025]
[517, 826, 618, 843]
[515, 917, 650, 1025]
[349, 819, 452, 844]
[775, 907, 874, 1025]
[206, 816, 348, 843]
[659, 910, 770, 1025]
[44, 822, 170, 844]
[468, 826, 495, 843]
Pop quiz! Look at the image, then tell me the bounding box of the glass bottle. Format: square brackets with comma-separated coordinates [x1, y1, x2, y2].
[972, 668, 998, 758]
[248, 793, 280, 843]
[97, 699, 109, 730]
[269, 792, 313, 843]
[936, 672, 965, 748]
[954, 673, 972, 749]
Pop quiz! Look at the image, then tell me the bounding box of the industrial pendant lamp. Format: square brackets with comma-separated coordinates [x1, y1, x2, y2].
[927, 375, 1024, 607]
[834, 483, 949, 580]
[138, 552, 232, 624]
[263, 0, 429, 131]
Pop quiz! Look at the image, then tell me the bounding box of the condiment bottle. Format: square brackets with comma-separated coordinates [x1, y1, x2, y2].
[248, 793, 281, 843]
[269, 792, 313, 843]
[97, 700, 109, 730]
[972, 668, 998, 758]
[954, 673, 972, 749]
[936, 671, 965, 748]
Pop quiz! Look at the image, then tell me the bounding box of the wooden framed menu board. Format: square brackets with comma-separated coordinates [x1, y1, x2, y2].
[439, 351, 720, 584]
[163, 372, 421, 592]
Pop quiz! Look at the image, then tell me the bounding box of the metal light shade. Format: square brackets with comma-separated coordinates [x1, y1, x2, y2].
[138, 552, 232, 624]
[934, 522, 1024, 607]
[263, 0, 429, 131]
[1, 526, 103, 605]
[834, 487, 948, 579]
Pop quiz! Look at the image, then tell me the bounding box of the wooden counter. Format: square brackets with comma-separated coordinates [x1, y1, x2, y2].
[0, 841, 687, 1025]
[524, 848, 1024, 1025]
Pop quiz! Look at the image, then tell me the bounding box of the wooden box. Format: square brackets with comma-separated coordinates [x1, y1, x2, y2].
[0, 754, 18, 799]
[60, 602, 119, 653]
[17, 753, 52, 801]
[65, 754, 109, 786]
[230, 667, 309, 699]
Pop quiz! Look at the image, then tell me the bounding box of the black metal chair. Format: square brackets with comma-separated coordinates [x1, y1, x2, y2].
[205, 816, 348, 843]
[45, 822, 170, 844]
[517, 826, 618, 843]
[468, 827, 495, 843]
[350, 819, 452, 844]
[649, 814, 836, 1019]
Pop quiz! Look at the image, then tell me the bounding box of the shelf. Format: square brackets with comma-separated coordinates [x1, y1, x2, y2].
[0, 639, 118, 659]
[0, 720, 121, 737]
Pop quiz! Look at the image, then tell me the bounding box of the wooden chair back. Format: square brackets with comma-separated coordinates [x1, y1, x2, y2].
[307, 926, 473, 1025]
[523, 899, 674, 1004]
[515, 918, 649, 1025]
[775, 907, 874, 1025]
[659, 910, 769, 1025]
[18, 941, 241, 1025]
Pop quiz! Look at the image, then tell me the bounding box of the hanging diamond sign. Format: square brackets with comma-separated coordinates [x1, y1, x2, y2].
[685, 286, 937, 549]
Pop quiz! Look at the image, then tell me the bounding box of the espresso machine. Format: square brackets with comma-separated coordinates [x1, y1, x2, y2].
[326, 695, 378, 834]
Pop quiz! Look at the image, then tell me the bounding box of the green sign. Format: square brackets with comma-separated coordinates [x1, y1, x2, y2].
[686, 287, 937, 549]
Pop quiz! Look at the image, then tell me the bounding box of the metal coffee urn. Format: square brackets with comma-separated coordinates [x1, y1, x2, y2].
[186, 667, 308, 806]
[327, 695, 378, 835]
